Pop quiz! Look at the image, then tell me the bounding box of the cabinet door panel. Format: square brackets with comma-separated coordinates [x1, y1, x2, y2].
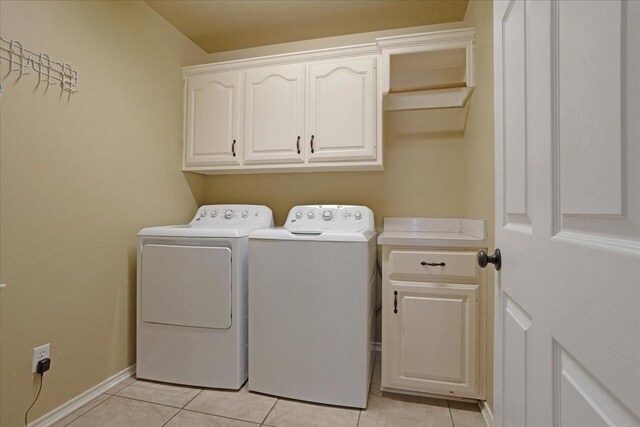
[185, 72, 241, 167]
[307, 57, 376, 162]
[244, 64, 305, 164]
[388, 281, 479, 397]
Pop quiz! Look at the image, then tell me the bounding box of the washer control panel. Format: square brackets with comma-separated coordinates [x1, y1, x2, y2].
[285, 205, 374, 233]
[190, 205, 273, 228]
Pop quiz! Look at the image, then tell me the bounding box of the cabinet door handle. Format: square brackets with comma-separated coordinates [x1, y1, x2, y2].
[296, 136, 301, 154]
[393, 291, 398, 314]
[421, 261, 445, 267]
[232, 139, 237, 157]
[310, 135, 315, 154]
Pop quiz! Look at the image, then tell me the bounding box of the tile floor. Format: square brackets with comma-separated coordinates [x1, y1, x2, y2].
[52, 353, 487, 427]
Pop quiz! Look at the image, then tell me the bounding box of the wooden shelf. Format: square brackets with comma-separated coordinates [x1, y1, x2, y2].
[385, 86, 473, 112]
[377, 28, 475, 123]
[388, 81, 467, 94]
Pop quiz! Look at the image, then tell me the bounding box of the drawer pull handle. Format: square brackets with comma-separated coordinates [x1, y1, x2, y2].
[296, 136, 301, 154]
[421, 261, 446, 267]
[232, 139, 237, 157]
[393, 291, 398, 314]
[310, 135, 315, 154]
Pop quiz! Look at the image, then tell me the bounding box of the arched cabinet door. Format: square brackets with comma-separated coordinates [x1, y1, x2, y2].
[306, 57, 377, 163]
[184, 72, 242, 168]
[243, 64, 306, 165]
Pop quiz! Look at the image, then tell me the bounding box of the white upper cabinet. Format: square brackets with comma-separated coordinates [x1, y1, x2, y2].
[184, 72, 242, 168]
[183, 44, 382, 174]
[181, 28, 474, 174]
[307, 57, 377, 163]
[243, 64, 306, 165]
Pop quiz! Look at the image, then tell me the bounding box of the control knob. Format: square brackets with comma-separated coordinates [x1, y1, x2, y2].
[211, 210, 218, 217]
[354, 211, 362, 220]
[242, 210, 249, 218]
[322, 210, 333, 221]
[307, 211, 315, 219]
[200, 210, 208, 217]
[224, 209, 234, 219]
[295, 211, 303, 219]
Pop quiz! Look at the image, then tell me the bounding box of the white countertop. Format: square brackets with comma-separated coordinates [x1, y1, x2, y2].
[377, 218, 487, 248]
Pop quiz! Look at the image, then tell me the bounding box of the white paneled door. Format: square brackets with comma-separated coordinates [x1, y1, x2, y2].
[493, 1, 639, 426]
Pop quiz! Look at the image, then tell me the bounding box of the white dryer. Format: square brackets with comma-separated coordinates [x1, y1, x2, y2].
[248, 205, 376, 408]
[137, 204, 273, 389]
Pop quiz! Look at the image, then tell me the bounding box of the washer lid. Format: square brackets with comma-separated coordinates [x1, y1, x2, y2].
[139, 225, 257, 238]
[250, 228, 376, 242]
[283, 205, 375, 234]
[138, 204, 274, 237]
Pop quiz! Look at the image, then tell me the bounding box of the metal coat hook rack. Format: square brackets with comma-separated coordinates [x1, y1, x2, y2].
[0, 36, 78, 93]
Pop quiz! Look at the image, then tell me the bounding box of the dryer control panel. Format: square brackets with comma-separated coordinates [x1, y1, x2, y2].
[285, 205, 374, 233]
[191, 205, 273, 228]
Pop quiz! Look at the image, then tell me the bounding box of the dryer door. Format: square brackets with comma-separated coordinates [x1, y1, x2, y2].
[141, 244, 232, 329]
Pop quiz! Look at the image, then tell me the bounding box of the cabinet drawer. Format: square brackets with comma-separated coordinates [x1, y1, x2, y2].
[389, 250, 477, 281]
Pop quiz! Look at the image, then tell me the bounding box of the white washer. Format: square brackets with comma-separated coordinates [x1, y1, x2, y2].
[137, 204, 273, 389]
[248, 205, 376, 408]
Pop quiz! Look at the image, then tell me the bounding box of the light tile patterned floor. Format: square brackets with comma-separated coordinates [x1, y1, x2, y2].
[55, 354, 487, 427]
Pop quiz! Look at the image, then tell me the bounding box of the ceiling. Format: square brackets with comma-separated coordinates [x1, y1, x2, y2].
[145, 0, 469, 54]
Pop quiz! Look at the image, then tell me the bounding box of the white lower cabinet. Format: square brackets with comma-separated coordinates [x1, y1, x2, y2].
[389, 281, 479, 396]
[381, 247, 485, 400]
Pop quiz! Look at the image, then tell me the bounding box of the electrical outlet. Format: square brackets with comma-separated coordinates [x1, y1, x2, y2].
[32, 344, 50, 373]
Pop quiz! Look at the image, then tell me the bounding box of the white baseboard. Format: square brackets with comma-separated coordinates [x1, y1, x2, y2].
[30, 364, 135, 427]
[479, 400, 494, 427]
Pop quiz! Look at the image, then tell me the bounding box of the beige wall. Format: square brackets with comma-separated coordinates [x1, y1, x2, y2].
[204, 118, 465, 228]
[463, 0, 495, 412]
[0, 2, 495, 424]
[0, 1, 207, 425]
